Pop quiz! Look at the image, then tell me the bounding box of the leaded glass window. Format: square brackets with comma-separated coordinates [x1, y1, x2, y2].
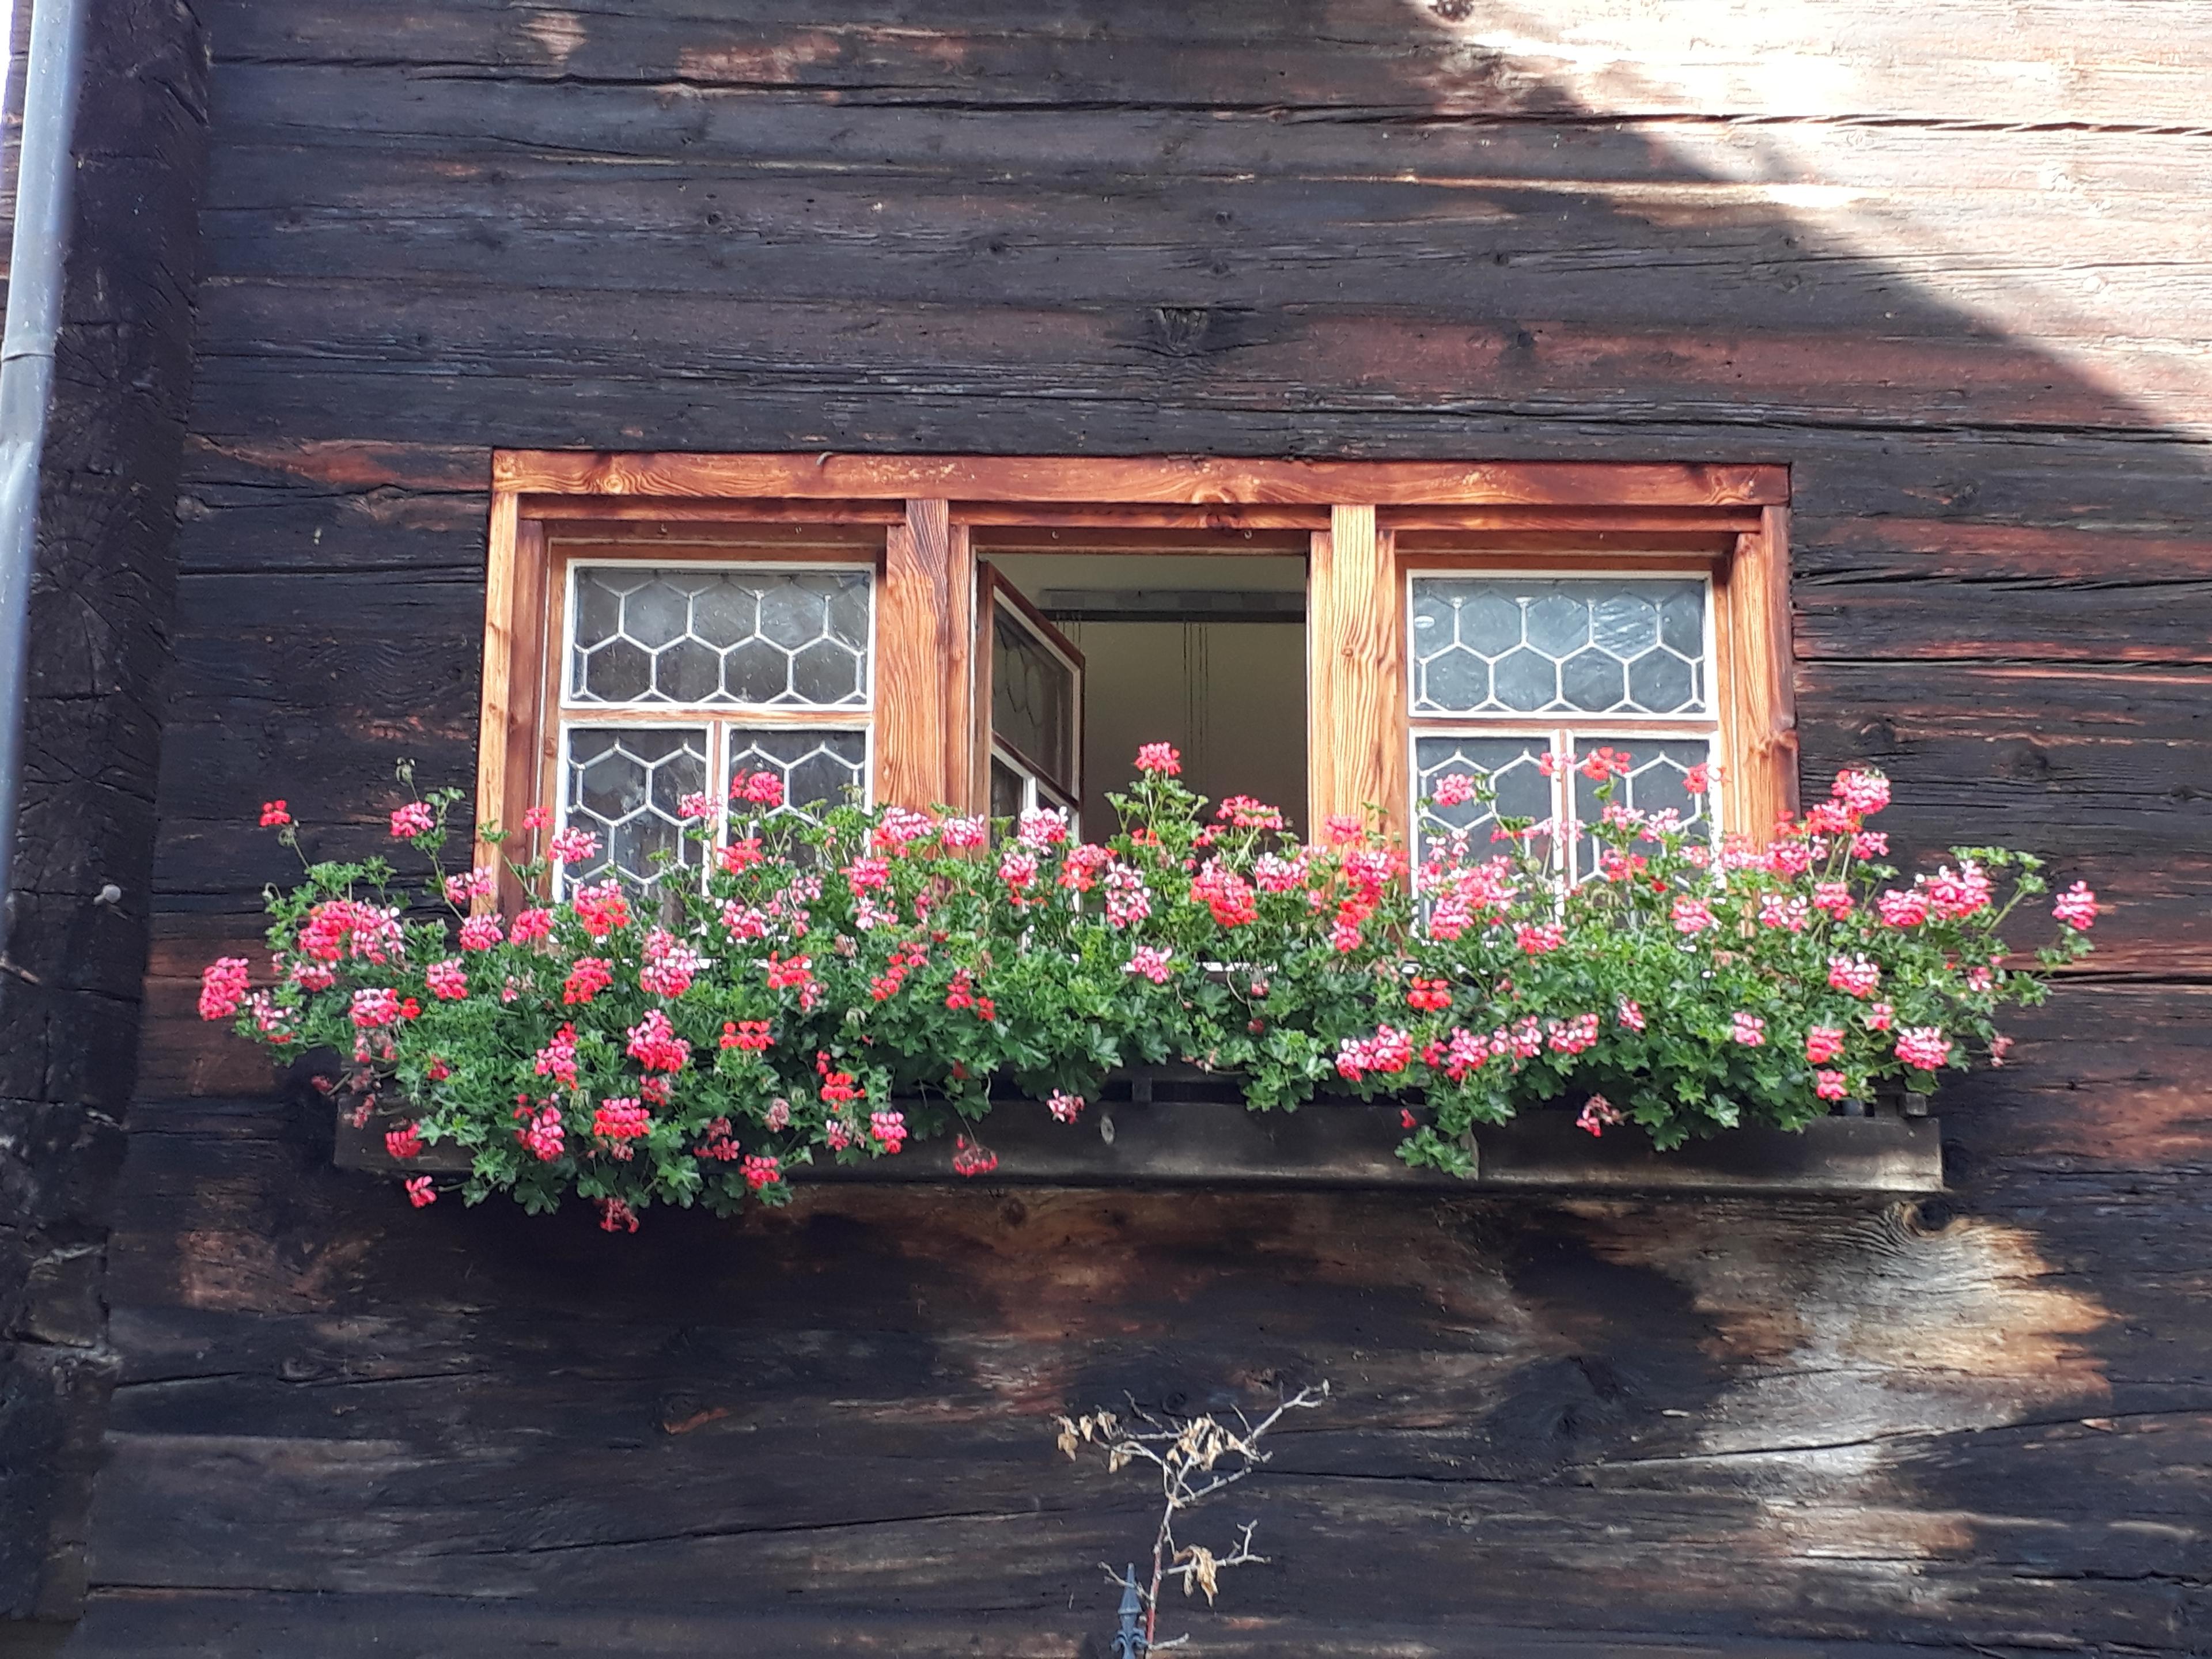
[569, 566, 871, 707]
[1409, 572, 1718, 880]
[562, 726, 709, 888]
[555, 559, 874, 891]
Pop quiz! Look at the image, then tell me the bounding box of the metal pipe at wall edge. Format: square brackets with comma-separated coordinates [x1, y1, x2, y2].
[0, 0, 90, 959]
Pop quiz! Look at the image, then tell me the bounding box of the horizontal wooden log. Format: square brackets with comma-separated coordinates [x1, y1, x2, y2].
[200, 83, 2212, 199]
[187, 279, 2196, 436]
[165, 431, 2212, 554]
[1794, 518, 2212, 666]
[327, 1099, 1942, 1197]
[203, 1, 2212, 127]
[56, 1588, 2190, 1659]
[193, 143, 2212, 334]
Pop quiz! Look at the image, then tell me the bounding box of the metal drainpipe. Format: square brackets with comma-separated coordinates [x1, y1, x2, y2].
[0, 0, 90, 956]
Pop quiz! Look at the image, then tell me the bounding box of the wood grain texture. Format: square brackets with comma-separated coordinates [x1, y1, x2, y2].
[472, 495, 546, 909]
[197, 1, 2212, 126]
[1306, 507, 1403, 839]
[56, 1594, 2033, 1659]
[875, 499, 957, 809]
[496, 451, 1788, 510]
[1, 0, 213, 1623]
[1718, 506, 1802, 840]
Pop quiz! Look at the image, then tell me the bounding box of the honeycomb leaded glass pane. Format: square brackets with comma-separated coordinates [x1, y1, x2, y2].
[562, 725, 707, 888]
[569, 566, 872, 709]
[1571, 738, 1713, 879]
[725, 728, 869, 819]
[993, 609, 1075, 790]
[1411, 577, 1707, 717]
[1414, 735, 1556, 869]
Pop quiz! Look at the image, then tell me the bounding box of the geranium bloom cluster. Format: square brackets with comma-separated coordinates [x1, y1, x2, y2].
[1330, 759, 2097, 1168]
[204, 754, 2093, 1225]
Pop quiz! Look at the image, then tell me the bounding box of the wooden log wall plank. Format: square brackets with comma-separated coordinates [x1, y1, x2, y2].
[185, 281, 2200, 438]
[199, 0, 2212, 127]
[59, 1591, 2034, 1659]
[191, 136, 2212, 333]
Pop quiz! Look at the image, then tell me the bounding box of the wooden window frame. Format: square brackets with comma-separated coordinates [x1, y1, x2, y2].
[479, 454, 1794, 891]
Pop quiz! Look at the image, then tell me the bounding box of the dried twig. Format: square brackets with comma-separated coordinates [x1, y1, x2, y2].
[1056, 1381, 1328, 1652]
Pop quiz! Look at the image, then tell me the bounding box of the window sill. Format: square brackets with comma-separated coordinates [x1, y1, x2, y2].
[332, 1101, 1942, 1199]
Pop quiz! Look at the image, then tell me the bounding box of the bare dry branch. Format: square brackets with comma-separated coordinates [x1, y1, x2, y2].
[1059, 1382, 1328, 1650]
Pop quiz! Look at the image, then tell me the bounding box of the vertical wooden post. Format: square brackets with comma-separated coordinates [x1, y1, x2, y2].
[877, 498, 965, 810]
[942, 520, 978, 812]
[477, 492, 549, 910]
[1719, 503, 1798, 840]
[1307, 504, 1406, 842]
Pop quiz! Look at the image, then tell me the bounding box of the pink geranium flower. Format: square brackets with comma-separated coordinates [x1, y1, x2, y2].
[1124, 945, 1173, 984]
[2052, 881, 2099, 930]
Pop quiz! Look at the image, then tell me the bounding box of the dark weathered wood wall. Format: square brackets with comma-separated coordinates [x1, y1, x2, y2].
[85, 2, 2212, 1652]
[0, 0, 207, 1626]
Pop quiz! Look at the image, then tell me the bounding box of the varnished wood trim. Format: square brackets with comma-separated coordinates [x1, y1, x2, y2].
[942, 520, 978, 813]
[1718, 505, 1801, 840]
[477, 495, 550, 912]
[496, 452, 1788, 510]
[494, 456, 1793, 850]
[525, 498, 904, 526]
[1396, 549, 1721, 573]
[546, 529, 891, 560]
[969, 562, 996, 820]
[959, 506, 1326, 534]
[1308, 507, 1407, 842]
[877, 499, 957, 810]
[1384, 507, 1760, 535]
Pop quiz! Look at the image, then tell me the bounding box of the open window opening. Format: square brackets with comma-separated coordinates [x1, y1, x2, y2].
[978, 538, 1309, 840]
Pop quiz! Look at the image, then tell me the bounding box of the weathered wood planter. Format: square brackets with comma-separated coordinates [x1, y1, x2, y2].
[332, 1079, 1944, 1198]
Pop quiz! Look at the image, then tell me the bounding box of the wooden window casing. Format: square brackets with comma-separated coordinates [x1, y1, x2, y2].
[479, 456, 1794, 895]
